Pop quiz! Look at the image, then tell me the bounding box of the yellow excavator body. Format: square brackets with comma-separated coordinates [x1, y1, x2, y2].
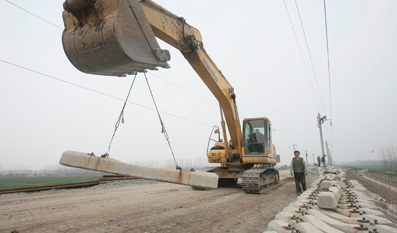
[61, 0, 280, 193]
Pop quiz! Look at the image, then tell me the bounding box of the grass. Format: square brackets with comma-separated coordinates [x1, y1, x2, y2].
[0, 176, 99, 190]
[351, 164, 389, 172]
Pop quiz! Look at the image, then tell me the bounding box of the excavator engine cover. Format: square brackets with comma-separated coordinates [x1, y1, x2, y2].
[62, 0, 170, 77]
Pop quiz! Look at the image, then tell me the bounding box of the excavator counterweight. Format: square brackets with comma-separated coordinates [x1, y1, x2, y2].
[62, 0, 170, 77]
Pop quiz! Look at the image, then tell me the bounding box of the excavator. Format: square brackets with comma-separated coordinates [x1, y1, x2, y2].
[61, 0, 280, 193]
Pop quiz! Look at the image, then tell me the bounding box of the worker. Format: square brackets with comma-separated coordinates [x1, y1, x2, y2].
[321, 154, 326, 169]
[317, 155, 321, 167]
[290, 150, 307, 195]
[253, 129, 264, 142]
[249, 129, 265, 152]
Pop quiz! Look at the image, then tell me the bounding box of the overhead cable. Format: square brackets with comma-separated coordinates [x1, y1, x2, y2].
[323, 0, 333, 126]
[282, 0, 324, 113]
[294, 0, 325, 112]
[5, 0, 215, 108]
[4, 0, 63, 30]
[0, 59, 213, 128]
[147, 72, 217, 106]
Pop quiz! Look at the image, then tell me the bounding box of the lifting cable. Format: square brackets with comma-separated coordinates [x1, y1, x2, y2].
[102, 74, 137, 158]
[143, 72, 180, 169]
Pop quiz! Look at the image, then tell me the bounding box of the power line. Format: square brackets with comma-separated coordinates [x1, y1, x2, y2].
[5, 0, 218, 107]
[294, 0, 325, 112]
[323, 0, 333, 125]
[323, 0, 334, 154]
[0, 59, 213, 128]
[282, 0, 324, 113]
[147, 72, 217, 106]
[4, 0, 63, 30]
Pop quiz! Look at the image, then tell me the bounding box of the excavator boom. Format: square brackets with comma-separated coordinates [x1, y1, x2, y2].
[61, 0, 280, 193]
[62, 0, 242, 153]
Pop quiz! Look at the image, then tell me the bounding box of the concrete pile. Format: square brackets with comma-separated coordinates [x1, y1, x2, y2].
[264, 167, 397, 233]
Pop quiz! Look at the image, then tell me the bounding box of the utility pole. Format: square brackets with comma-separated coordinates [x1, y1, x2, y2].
[312, 154, 315, 166]
[326, 141, 332, 166]
[293, 143, 297, 151]
[317, 113, 327, 165]
[305, 150, 308, 166]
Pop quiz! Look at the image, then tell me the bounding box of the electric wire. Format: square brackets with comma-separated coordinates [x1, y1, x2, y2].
[103, 74, 137, 158]
[0, 59, 213, 128]
[282, 0, 324, 113]
[4, 0, 63, 30]
[294, 0, 325, 112]
[323, 0, 333, 126]
[147, 72, 217, 106]
[323, 0, 334, 155]
[143, 72, 179, 169]
[4, 0, 214, 108]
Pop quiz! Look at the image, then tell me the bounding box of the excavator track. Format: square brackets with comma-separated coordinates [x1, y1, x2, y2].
[242, 167, 279, 194]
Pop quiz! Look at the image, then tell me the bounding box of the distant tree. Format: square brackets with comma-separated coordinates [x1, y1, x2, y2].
[379, 145, 397, 171]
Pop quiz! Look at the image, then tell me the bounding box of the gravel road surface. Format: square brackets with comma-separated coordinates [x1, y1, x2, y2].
[1, 170, 316, 233]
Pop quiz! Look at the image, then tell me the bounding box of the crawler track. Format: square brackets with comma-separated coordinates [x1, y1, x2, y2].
[242, 168, 280, 194]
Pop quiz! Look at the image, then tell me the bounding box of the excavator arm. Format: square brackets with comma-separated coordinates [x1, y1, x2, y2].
[62, 0, 242, 156]
[62, 0, 280, 193]
[140, 1, 242, 153]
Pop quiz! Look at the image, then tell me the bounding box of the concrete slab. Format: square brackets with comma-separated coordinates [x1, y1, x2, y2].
[267, 220, 291, 232]
[371, 224, 397, 233]
[337, 203, 381, 211]
[314, 206, 360, 224]
[60, 150, 218, 189]
[320, 181, 333, 190]
[275, 212, 294, 223]
[282, 207, 306, 217]
[295, 222, 323, 233]
[317, 186, 342, 209]
[307, 209, 360, 233]
[335, 208, 362, 218]
[334, 176, 342, 181]
[359, 207, 387, 217]
[360, 214, 395, 226]
[302, 215, 344, 233]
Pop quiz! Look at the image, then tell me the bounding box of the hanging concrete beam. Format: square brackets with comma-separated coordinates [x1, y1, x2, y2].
[60, 150, 218, 189]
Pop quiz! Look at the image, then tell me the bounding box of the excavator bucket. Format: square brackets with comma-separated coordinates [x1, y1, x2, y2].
[62, 0, 170, 77]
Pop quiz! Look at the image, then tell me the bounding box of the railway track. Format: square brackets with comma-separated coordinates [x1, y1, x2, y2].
[0, 181, 100, 195]
[0, 175, 138, 195]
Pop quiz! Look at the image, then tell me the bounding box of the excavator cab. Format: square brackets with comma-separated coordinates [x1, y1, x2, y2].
[62, 0, 170, 77]
[242, 118, 276, 164]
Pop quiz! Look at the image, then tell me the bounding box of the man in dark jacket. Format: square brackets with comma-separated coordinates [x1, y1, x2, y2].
[290, 150, 307, 195]
[321, 154, 326, 169]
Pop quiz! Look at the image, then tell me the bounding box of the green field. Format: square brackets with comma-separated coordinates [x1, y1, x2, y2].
[351, 165, 389, 172]
[0, 176, 99, 190]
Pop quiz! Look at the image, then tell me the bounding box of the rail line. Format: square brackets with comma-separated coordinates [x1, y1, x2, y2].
[0, 175, 138, 195]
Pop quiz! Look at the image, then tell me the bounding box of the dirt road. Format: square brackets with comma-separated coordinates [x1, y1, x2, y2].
[1, 170, 316, 233]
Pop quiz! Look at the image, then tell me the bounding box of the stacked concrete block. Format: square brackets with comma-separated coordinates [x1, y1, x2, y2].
[264, 166, 397, 233]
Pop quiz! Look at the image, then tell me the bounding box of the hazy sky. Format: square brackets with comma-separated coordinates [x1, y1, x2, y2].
[1, 0, 396, 169]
